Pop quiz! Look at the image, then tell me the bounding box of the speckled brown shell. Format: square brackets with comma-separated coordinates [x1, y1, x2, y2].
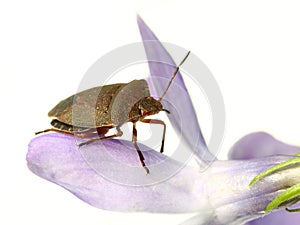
[48, 80, 150, 128]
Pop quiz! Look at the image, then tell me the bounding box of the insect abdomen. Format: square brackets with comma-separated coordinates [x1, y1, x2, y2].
[50, 119, 89, 132]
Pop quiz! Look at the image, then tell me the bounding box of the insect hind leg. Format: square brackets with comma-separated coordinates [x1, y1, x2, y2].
[35, 128, 74, 135]
[78, 127, 123, 147]
[35, 119, 94, 138]
[35, 120, 75, 135]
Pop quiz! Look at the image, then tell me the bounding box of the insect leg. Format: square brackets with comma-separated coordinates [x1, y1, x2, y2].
[140, 119, 166, 153]
[35, 128, 103, 138]
[35, 119, 96, 137]
[78, 127, 123, 147]
[132, 122, 150, 174]
[35, 128, 74, 135]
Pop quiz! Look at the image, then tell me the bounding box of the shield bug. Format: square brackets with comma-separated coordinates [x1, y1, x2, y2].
[36, 51, 191, 173]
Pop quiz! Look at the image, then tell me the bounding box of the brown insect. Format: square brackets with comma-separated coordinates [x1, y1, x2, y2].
[36, 51, 190, 173]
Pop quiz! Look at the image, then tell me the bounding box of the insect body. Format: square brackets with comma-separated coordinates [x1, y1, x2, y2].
[36, 51, 190, 173]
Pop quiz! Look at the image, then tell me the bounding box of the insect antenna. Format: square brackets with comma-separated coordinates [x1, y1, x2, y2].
[158, 51, 191, 102]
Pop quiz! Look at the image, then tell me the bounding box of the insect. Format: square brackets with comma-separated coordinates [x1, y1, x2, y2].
[36, 51, 191, 173]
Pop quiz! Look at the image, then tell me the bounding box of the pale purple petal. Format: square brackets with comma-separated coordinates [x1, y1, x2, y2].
[137, 15, 215, 164]
[229, 132, 300, 225]
[187, 157, 300, 224]
[228, 132, 300, 159]
[27, 133, 300, 224]
[246, 208, 300, 225]
[27, 133, 206, 213]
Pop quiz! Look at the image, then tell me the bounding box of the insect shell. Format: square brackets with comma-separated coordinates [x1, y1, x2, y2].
[36, 51, 191, 174]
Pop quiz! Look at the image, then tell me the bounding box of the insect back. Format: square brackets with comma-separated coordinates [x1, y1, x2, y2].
[73, 79, 168, 174]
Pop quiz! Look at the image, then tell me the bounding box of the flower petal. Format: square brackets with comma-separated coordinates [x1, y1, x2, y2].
[246, 207, 300, 225]
[27, 133, 300, 224]
[27, 133, 208, 213]
[137, 15, 215, 164]
[228, 132, 300, 225]
[228, 132, 300, 160]
[188, 156, 300, 224]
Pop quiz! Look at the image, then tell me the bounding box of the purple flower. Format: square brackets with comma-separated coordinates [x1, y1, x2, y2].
[228, 132, 300, 225]
[27, 16, 300, 224]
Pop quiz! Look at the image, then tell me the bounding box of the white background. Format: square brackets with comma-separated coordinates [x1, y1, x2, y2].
[1, 0, 300, 224]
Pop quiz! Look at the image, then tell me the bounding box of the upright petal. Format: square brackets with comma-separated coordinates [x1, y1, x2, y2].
[137, 15, 215, 165]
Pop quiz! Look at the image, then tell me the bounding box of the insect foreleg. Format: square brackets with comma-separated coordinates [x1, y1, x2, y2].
[132, 122, 150, 174]
[140, 118, 166, 153]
